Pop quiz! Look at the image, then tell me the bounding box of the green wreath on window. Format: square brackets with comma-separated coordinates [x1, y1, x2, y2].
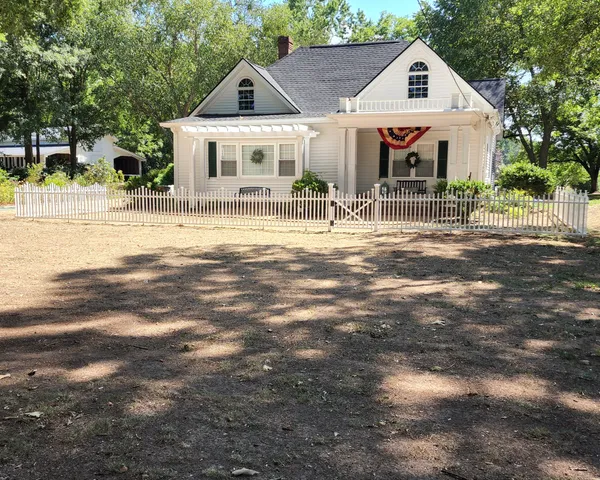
[250, 148, 264, 165]
[405, 151, 421, 169]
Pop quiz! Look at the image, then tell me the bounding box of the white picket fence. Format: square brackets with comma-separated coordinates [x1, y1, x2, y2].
[14, 183, 589, 236]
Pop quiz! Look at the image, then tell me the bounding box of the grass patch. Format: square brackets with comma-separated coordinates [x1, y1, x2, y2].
[573, 280, 600, 292]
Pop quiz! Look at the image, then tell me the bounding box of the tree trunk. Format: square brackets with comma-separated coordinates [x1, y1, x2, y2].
[590, 167, 599, 193]
[24, 132, 33, 165]
[35, 132, 41, 164]
[538, 120, 553, 169]
[68, 125, 77, 173]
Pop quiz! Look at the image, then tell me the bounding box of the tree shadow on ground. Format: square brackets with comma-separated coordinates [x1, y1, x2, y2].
[1, 232, 599, 480]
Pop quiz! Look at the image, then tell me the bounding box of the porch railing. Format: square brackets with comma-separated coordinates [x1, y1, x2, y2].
[359, 98, 452, 112]
[14, 183, 588, 236]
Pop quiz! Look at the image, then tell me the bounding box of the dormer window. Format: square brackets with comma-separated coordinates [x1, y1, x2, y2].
[408, 62, 429, 99]
[238, 78, 254, 111]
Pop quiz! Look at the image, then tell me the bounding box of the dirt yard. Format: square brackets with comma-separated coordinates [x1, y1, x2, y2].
[0, 211, 599, 480]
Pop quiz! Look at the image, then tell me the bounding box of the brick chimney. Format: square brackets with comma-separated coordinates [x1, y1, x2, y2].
[278, 36, 293, 59]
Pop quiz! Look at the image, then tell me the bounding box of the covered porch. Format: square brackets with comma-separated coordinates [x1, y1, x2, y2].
[331, 110, 498, 194]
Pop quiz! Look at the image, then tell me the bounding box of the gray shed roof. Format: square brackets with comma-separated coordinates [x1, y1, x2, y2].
[188, 40, 505, 121]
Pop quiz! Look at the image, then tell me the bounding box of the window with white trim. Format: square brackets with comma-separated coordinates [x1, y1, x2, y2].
[238, 78, 254, 111]
[278, 144, 296, 176]
[220, 144, 237, 176]
[242, 144, 275, 176]
[408, 62, 429, 99]
[392, 150, 411, 177]
[390, 143, 435, 178]
[415, 144, 434, 177]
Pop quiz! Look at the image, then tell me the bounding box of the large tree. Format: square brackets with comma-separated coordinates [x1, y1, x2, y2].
[420, 0, 600, 168]
[553, 87, 600, 192]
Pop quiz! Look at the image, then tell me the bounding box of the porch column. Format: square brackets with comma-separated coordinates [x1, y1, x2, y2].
[346, 127, 358, 195]
[462, 127, 471, 179]
[189, 137, 196, 193]
[196, 138, 206, 192]
[303, 136, 311, 172]
[337, 128, 347, 191]
[448, 126, 459, 180]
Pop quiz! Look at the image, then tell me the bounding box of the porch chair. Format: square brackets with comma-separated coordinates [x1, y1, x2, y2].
[395, 180, 427, 194]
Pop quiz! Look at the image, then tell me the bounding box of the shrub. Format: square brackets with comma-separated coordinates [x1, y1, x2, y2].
[0, 168, 16, 205]
[77, 158, 124, 186]
[496, 161, 555, 196]
[291, 170, 329, 194]
[43, 171, 71, 187]
[124, 163, 172, 191]
[434, 179, 448, 195]
[154, 163, 174, 186]
[25, 163, 45, 184]
[9, 166, 29, 181]
[446, 179, 492, 196]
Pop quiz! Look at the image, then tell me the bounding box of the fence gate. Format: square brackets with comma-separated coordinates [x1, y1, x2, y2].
[330, 185, 378, 230]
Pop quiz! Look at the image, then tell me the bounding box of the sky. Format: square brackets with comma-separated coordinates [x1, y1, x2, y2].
[349, 0, 421, 20]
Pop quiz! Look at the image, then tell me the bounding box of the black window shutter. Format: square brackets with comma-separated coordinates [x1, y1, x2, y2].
[208, 141, 217, 178]
[379, 141, 389, 178]
[437, 140, 448, 179]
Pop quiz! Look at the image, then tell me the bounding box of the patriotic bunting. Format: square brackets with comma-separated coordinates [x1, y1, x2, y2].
[377, 127, 431, 150]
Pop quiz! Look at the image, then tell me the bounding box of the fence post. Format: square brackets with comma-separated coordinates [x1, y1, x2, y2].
[373, 184, 380, 232]
[327, 183, 334, 232]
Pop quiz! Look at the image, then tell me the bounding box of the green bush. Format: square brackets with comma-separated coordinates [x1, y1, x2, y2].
[9, 166, 28, 181]
[434, 179, 448, 195]
[154, 163, 174, 186]
[25, 163, 45, 184]
[446, 179, 492, 196]
[0, 168, 16, 205]
[496, 161, 556, 196]
[76, 158, 124, 186]
[125, 163, 172, 191]
[43, 171, 71, 187]
[291, 170, 329, 194]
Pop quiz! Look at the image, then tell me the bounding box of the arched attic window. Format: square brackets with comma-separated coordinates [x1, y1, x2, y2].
[238, 78, 254, 112]
[408, 62, 429, 99]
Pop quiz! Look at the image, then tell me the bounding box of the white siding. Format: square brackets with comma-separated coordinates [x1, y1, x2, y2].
[202, 64, 294, 115]
[356, 129, 451, 194]
[308, 124, 338, 184]
[359, 40, 495, 114]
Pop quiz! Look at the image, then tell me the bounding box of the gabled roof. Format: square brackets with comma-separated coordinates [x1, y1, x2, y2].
[265, 40, 411, 115]
[183, 39, 505, 122]
[191, 59, 301, 116]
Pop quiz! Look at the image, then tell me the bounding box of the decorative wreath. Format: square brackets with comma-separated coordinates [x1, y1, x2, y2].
[250, 148, 265, 165]
[405, 152, 421, 169]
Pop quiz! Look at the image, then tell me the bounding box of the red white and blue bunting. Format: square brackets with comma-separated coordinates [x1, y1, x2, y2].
[377, 127, 431, 150]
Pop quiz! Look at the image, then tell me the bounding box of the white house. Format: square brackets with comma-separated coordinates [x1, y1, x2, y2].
[0, 135, 145, 177]
[160, 37, 505, 194]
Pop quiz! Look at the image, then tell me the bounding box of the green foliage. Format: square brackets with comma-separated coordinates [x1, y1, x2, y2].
[76, 158, 124, 186]
[291, 170, 329, 194]
[0, 168, 16, 204]
[348, 11, 417, 43]
[496, 161, 556, 196]
[548, 162, 590, 190]
[43, 171, 71, 187]
[154, 163, 174, 186]
[25, 163, 45, 184]
[125, 163, 173, 191]
[9, 166, 29, 181]
[446, 180, 492, 196]
[433, 179, 448, 195]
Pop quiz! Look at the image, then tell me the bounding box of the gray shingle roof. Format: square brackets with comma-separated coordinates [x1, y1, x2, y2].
[468, 79, 507, 119]
[187, 40, 506, 121]
[265, 40, 411, 114]
[247, 61, 301, 113]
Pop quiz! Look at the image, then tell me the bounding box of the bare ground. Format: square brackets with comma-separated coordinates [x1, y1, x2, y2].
[0, 210, 599, 480]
